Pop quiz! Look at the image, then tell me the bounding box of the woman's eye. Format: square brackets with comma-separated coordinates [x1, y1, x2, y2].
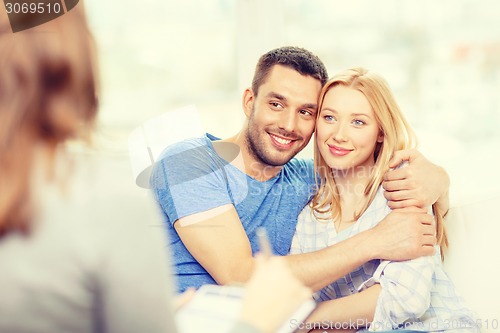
[353, 119, 365, 126]
[323, 115, 334, 122]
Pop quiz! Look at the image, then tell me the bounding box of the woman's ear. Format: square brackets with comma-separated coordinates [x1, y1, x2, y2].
[377, 132, 384, 143]
[242, 88, 254, 118]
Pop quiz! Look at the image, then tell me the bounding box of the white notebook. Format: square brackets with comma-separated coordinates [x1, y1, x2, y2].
[176, 284, 316, 333]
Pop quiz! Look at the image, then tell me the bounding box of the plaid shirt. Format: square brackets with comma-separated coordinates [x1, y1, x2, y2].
[290, 186, 480, 332]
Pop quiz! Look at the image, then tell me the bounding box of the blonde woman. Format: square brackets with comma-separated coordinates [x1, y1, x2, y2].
[291, 68, 479, 332]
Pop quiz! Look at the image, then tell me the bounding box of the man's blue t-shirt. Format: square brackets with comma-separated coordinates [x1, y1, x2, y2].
[150, 133, 316, 292]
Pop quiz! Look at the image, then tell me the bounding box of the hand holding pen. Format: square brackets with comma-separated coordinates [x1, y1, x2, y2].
[256, 227, 274, 258]
[240, 227, 313, 333]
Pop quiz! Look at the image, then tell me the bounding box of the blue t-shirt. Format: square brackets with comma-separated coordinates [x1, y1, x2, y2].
[150, 133, 316, 292]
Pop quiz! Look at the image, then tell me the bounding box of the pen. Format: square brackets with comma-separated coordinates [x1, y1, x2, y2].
[256, 227, 273, 258]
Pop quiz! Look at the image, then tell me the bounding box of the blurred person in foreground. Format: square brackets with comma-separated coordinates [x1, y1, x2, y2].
[0, 4, 311, 333]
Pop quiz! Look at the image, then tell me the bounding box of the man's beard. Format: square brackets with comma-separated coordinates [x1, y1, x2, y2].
[245, 108, 302, 167]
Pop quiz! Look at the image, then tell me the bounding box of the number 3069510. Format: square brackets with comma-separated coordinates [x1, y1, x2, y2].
[5, 2, 62, 14]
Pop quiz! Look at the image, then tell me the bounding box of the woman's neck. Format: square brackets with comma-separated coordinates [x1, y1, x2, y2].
[331, 165, 372, 230]
[333, 166, 373, 199]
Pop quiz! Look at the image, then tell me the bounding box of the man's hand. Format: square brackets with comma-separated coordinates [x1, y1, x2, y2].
[382, 149, 450, 210]
[369, 208, 436, 261]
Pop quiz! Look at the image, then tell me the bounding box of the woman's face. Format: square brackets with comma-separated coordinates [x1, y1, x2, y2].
[316, 85, 383, 173]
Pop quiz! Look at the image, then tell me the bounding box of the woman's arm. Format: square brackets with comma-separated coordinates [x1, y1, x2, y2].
[370, 255, 435, 330]
[301, 253, 435, 332]
[303, 285, 381, 331]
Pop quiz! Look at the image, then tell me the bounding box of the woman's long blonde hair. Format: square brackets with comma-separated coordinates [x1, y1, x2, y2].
[0, 6, 98, 236]
[311, 67, 448, 256]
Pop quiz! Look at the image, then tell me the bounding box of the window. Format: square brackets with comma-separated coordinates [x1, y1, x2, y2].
[86, 0, 500, 199]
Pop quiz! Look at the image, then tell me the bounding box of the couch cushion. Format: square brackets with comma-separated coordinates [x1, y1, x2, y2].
[443, 194, 500, 332]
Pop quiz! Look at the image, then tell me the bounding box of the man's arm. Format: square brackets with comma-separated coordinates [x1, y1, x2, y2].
[285, 208, 435, 291]
[382, 149, 450, 215]
[175, 205, 436, 291]
[174, 204, 255, 285]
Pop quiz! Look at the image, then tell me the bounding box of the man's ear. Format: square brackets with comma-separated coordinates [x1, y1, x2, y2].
[242, 88, 254, 118]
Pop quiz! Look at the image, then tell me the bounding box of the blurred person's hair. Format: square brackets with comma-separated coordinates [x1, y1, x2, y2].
[251, 46, 329, 96]
[0, 5, 99, 236]
[311, 67, 448, 257]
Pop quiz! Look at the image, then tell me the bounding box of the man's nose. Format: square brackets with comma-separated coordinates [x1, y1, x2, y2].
[277, 110, 298, 134]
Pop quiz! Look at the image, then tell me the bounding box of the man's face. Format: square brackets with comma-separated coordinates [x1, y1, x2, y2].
[243, 65, 322, 167]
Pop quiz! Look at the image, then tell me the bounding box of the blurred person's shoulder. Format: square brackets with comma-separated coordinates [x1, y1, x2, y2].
[37, 148, 165, 240]
[0, 148, 174, 333]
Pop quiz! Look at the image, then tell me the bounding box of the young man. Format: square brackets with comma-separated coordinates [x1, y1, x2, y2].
[151, 47, 448, 293]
